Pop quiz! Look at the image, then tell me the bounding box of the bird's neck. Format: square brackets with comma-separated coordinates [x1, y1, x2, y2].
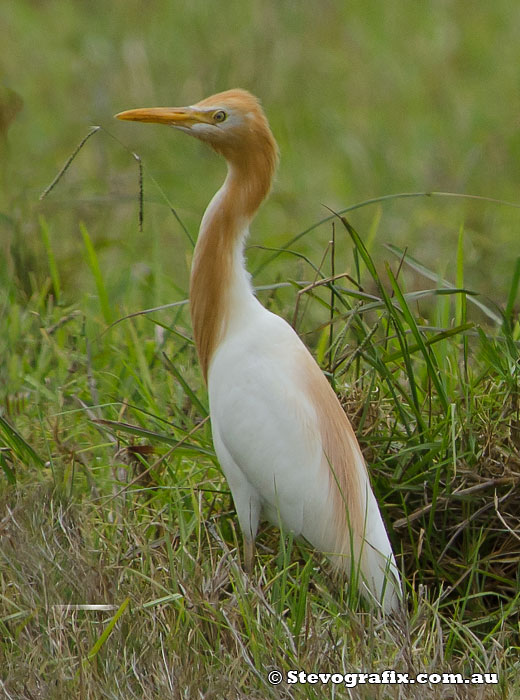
[189, 157, 273, 381]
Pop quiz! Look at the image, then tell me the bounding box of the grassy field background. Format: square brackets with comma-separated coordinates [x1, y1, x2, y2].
[1, 1, 520, 698]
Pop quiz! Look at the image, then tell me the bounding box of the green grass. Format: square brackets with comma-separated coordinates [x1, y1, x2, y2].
[2, 2, 520, 698]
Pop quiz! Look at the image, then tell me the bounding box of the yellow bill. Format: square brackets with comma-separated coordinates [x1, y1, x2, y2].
[115, 106, 211, 127]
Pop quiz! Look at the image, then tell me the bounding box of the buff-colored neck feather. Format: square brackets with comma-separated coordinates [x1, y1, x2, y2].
[189, 125, 278, 380]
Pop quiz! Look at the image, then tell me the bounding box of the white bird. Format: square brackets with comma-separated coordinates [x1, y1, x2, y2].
[116, 89, 401, 612]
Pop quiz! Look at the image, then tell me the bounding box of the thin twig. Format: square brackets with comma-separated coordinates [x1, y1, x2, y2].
[438, 488, 514, 561]
[393, 477, 518, 530]
[494, 492, 520, 543]
[291, 241, 332, 329]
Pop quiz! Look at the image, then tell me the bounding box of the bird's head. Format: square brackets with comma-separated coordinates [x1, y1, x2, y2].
[116, 88, 278, 173]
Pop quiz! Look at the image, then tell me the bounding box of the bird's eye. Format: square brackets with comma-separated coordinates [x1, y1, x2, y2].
[213, 110, 227, 123]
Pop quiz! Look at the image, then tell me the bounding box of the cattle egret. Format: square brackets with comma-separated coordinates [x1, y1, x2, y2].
[116, 89, 401, 612]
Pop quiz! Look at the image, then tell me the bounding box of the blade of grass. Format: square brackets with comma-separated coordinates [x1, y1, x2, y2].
[455, 225, 469, 384]
[0, 450, 16, 484]
[80, 222, 113, 324]
[39, 215, 61, 303]
[505, 257, 520, 324]
[386, 261, 449, 412]
[161, 352, 208, 417]
[0, 414, 45, 469]
[86, 596, 130, 662]
[381, 322, 474, 363]
[455, 225, 466, 327]
[93, 418, 214, 456]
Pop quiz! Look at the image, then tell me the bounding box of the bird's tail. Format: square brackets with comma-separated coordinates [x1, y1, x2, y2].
[328, 453, 402, 614]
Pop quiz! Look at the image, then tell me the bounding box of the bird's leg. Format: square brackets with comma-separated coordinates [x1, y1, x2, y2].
[243, 535, 255, 574]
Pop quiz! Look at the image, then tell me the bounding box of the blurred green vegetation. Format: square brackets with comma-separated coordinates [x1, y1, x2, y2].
[1, 0, 520, 311]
